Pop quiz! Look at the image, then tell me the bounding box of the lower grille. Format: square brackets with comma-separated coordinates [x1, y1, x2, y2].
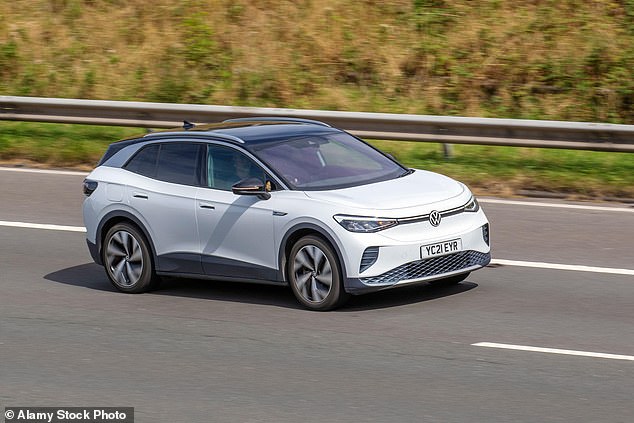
[360, 251, 490, 285]
[360, 247, 379, 273]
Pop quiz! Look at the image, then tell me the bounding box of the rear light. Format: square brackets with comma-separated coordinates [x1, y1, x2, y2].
[83, 179, 98, 196]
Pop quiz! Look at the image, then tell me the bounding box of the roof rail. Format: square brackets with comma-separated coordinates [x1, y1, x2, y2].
[222, 117, 331, 127]
[143, 131, 245, 144]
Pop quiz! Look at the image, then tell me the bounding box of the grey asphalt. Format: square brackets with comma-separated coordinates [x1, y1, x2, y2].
[1, 169, 633, 422]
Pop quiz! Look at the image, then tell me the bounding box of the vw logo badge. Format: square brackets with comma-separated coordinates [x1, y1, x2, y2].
[429, 210, 442, 227]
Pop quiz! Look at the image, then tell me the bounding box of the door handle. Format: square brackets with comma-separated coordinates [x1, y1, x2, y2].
[199, 203, 215, 210]
[133, 192, 148, 199]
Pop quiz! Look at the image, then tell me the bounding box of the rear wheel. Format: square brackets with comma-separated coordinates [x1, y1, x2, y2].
[288, 235, 349, 311]
[102, 222, 158, 293]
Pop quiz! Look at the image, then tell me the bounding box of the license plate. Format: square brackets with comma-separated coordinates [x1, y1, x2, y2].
[421, 239, 462, 258]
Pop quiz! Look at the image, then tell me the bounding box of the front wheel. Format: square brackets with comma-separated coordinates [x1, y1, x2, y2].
[102, 222, 158, 293]
[288, 235, 349, 311]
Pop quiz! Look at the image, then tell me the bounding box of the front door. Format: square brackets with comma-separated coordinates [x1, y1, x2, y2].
[196, 144, 280, 281]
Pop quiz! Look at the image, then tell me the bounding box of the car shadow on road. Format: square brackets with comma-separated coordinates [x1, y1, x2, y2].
[154, 276, 301, 309]
[340, 281, 478, 311]
[44, 263, 119, 292]
[44, 263, 301, 309]
[45, 263, 478, 311]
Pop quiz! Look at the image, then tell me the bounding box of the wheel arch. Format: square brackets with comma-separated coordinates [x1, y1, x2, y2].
[278, 222, 348, 284]
[96, 210, 157, 266]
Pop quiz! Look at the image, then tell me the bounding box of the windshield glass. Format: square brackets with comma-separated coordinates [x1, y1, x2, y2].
[252, 132, 407, 190]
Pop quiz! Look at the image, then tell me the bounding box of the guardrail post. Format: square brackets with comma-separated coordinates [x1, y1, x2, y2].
[442, 143, 454, 159]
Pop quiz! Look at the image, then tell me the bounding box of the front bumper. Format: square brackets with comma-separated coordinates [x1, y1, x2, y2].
[345, 250, 490, 294]
[340, 214, 491, 294]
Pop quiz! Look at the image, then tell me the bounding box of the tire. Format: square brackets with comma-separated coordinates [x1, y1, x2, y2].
[102, 222, 158, 293]
[430, 272, 470, 287]
[287, 235, 349, 311]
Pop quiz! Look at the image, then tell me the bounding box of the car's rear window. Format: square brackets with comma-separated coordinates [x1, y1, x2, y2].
[124, 142, 203, 186]
[155, 143, 202, 186]
[125, 144, 159, 178]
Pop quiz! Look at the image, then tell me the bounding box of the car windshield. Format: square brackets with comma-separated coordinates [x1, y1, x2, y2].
[252, 132, 408, 190]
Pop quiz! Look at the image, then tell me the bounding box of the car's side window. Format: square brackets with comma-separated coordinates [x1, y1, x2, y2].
[155, 143, 203, 186]
[206, 145, 272, 191]
[125, 142, 203, 186]
[125, 144, 159, 178]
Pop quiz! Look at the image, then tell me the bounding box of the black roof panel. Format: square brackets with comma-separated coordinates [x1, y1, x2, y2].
[106, 121, 342, 162]
[133, 121, 341, 145]
[212, 123, 340, 145]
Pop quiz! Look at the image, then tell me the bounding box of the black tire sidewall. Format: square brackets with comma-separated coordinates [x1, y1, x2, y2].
[288, 235, 347, 311]
[103, 222, 155, 293]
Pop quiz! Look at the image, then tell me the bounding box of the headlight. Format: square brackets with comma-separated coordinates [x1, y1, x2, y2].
[464, 196, 480, 212]
[334, 215, 398, 233]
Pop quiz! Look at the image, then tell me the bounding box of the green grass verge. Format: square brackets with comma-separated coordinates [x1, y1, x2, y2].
[369, 140, 634, 199]
[0, 122, 141, 169]
[1, 121, 632, 199]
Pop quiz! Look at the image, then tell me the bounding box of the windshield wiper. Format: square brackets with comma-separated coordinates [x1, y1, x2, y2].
[398, 168, 415, 178]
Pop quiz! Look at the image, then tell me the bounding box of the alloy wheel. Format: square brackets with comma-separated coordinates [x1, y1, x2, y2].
[105, 230, 144, 287]
[292, 244, 333, 303]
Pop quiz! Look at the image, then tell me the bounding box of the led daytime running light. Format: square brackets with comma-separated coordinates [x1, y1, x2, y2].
[334, 215, 398, 233]
[464, 197, 479, 212]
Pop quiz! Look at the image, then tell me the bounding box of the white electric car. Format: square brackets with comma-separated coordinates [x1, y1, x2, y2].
[83, 118, 490, 310]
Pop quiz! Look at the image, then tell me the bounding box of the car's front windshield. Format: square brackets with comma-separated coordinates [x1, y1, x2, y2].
[252, 132, 408, 190]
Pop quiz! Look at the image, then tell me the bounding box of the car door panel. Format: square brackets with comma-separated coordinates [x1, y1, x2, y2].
[196, 188, 278, 280]
[126, 175, 202, 273]
[122, 142, 205, 274]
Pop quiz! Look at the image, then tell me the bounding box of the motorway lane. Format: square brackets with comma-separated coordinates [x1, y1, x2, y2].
[1, 226, 634, 422]
[1, 168, 634, 422]
[482, 198, 634, 270]
[0, 169, 86, 226]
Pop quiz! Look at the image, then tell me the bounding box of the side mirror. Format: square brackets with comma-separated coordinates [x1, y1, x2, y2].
[232, 178, 271, 200]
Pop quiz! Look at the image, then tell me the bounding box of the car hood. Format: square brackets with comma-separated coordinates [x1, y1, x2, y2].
[303, 169, 466, 212]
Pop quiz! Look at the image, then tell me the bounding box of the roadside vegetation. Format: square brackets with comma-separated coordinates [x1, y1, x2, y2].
[0, 1, 633, 198]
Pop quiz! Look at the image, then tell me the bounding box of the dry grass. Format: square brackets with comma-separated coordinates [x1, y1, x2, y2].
[1, 1, 633, 122]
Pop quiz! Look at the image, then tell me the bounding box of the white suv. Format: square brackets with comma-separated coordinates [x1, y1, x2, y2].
[83, 118, 490, 310]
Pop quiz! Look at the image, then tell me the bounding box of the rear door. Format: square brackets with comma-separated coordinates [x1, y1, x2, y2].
[124, 141, 204, 274]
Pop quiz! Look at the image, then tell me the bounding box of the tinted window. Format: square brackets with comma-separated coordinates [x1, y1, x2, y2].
[206, 145, 269, 191]
[125, 144, 159, 178]
[156, 143, 203, 186]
